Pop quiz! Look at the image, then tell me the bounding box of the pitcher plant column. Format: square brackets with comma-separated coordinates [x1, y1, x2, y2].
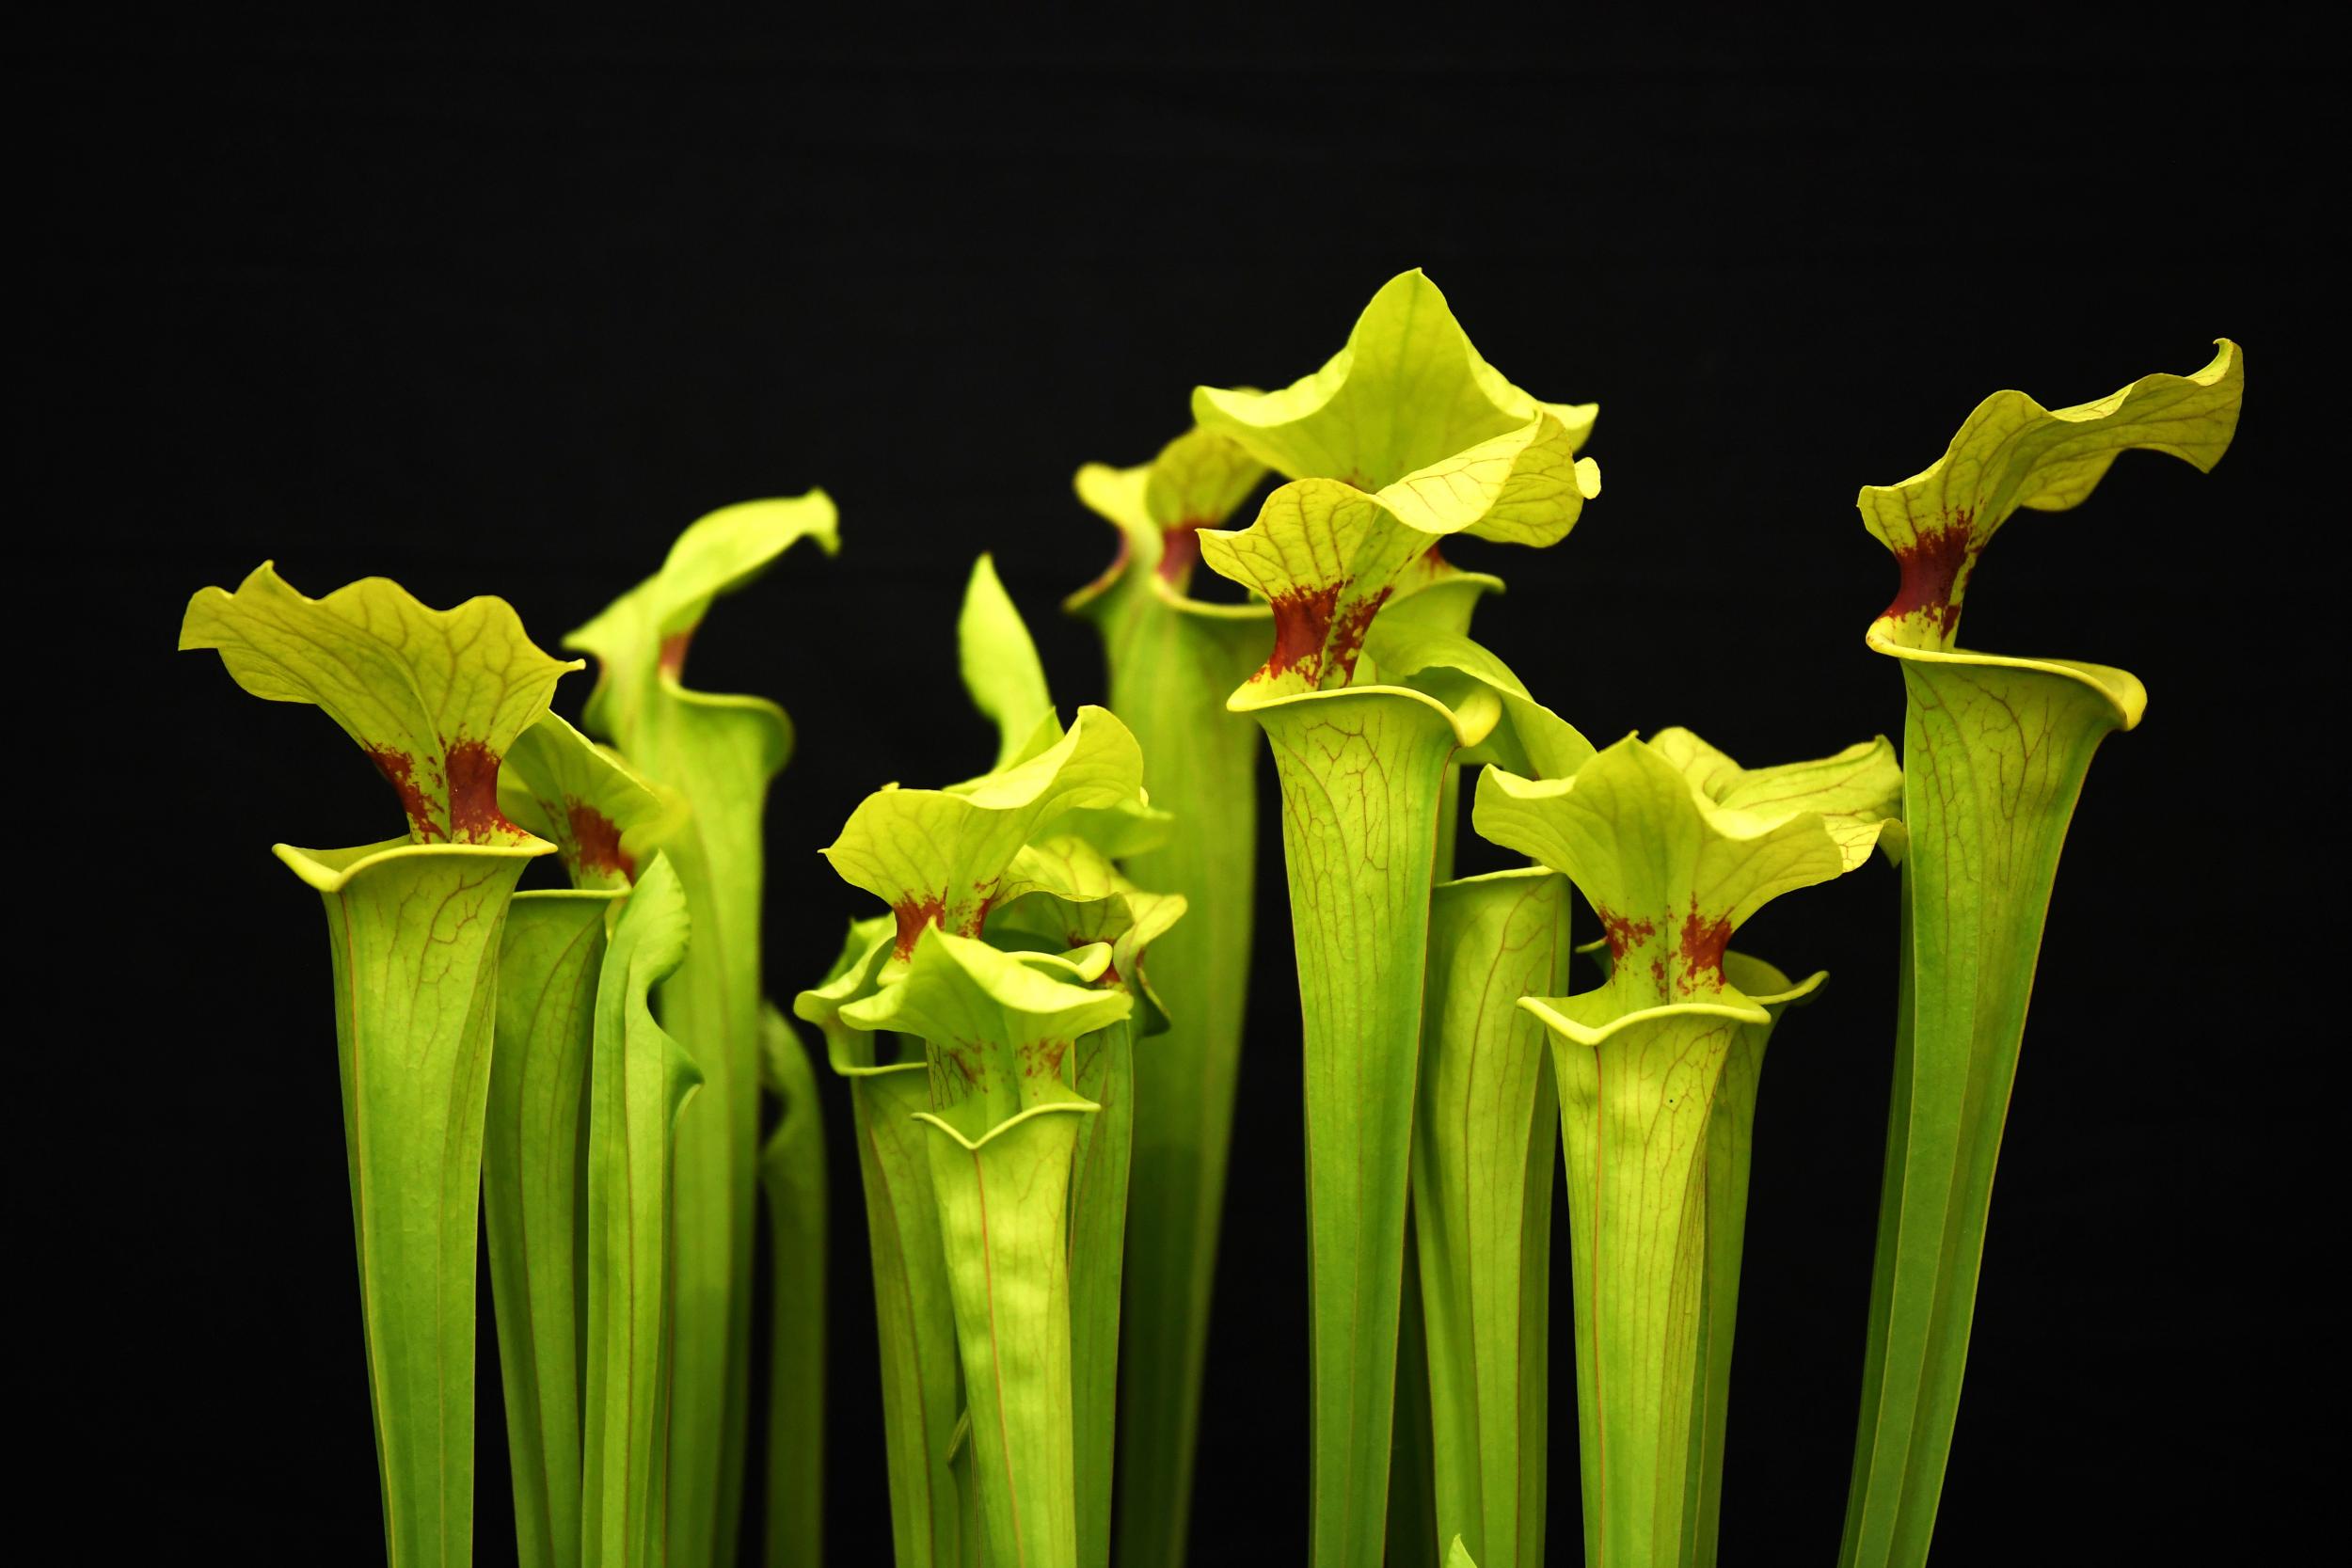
[1067, 429, 1267, 1568]
[566, 495, 838, 1566]
[180, 565, 580, 1567]
[1836, 342, 2244, 1568]
[1193, 269, 1599, 1568]
[1475, 731, 1899, 1568]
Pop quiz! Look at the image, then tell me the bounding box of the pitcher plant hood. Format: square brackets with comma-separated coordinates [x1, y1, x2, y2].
[1477, 730, 1898, 1020]
[1862, 338, 2241, 722]
[180, 562, 580, 847]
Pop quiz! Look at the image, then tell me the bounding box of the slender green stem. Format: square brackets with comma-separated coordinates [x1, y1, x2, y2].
[1252, 687, 1464, 1568]
[850, 1054, 968, 1567]
[288, 838, 544, 1568]
[919, 1099, 1098, 1568]
[1067, 1018, 1135, 1568]
[1837, 657, 2126, 1567]
[1075, 567, 1265, 1568]
[485, 892, 611, 1568]
[1412, 869, 1570, 1568]
[759, 1004, 829, 1568]
[1682, 952, 1799, 1568]
[566, 497, 835, 1568]
[580, 853, 699, 1568]
[1553, 1007, 1737, 1568]
[649, 714, 773, 1568]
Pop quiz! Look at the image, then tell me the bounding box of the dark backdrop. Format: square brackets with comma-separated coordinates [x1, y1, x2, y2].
[40, 16, 2320, 1566]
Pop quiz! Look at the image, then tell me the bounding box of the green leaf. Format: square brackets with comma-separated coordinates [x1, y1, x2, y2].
[821, 707, 1148, 958]
[565, 497, 834, 1568]
[276, 835, 548, 1567]
[1645, 727, 1902, 871]
[757, 1002, 828, 1568]
[961, 554, 1058, 772]
[1474, 733, 1895, 1007]
[580, 851, 702, 1568]
[1411, 868, 1575, 1568]
[1190, 268, 1596, 492]
[1861, 340, 2239, 659]
[501, 711, 688, 891]
[1364, 618, 1597, 785]
[1067, 433, 1272, 1568]
[1070, 426, 1269, 599]
[954, 562, 1173, 858]
[988, 835, 1187, 1027]
[180, 562, 580, 845]
[485, 889, 612, 1568]
[795, 917, 898, 1072]
[566, 492, 839, 748]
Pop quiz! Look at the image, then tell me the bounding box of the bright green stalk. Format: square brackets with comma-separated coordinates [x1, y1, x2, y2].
[1195, 269, 1598, 1568]
[1685, 949, 1803, 1568]
[1066, 433, 1268, 1568]
[844, 930, 1133, 1568]
[1062, 1016, 1130, 1568]
[567, 495, 838, 1568]
[798, 920, 965, 1568]
[1538, 984, 1809, 1568]
[1411, 867, 1573, 1568]
[1250, 684, 1474, 1568]
[486, 714, 686, 1568]
[295, 837, 544, 1562]
[580, 852, 701, 1568]
[759, 1001, 829, 1568]
[920, 1093, 1092, 1568]
[1837, 342, 2244, 1568]
[180, 564, 580, 1566]
[485, 890, 605, 1568]
[1476, 732, 1899, 1568]
[987, 834, 1187, 1568]
[1390, 556, 1510, 1568]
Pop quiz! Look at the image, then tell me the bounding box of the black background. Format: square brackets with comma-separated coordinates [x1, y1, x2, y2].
[40, 14, 2321, 1566]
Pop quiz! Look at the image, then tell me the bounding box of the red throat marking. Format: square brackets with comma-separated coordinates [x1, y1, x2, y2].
[1676, 900, 1734, 992]
[1883, 509, 1976, 636]
[892, 895, 947, 959]
[567, 800, 635, 880]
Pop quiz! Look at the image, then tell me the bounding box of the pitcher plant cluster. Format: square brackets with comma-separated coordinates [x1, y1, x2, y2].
[182, 269, 2242, 1568]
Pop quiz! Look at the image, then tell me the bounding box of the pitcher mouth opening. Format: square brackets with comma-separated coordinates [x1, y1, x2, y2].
[1865, 630, 2148, 732]
[274, 833, 556, 895]
[1225, 676, 1502, 752]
